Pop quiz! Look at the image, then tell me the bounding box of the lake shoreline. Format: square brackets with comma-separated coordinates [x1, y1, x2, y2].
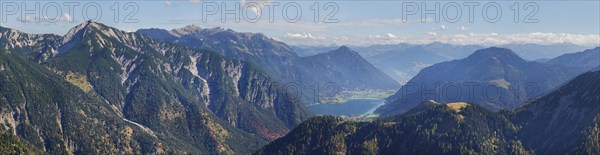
[306, 98, 386, 116]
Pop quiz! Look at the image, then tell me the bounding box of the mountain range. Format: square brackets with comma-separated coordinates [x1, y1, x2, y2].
[0, 26, 61, 63]
[293, 42, 593, 83]
[376, 47, 582, 116]
[1, 20, 598, 154]
[361, 42, 483, 83]
[136, 26, 399, 103]
[511, 68, 600, 153]
[1, 20, 311, 153]
[0, 48, 167, 154]
[257, 69, 600, 154]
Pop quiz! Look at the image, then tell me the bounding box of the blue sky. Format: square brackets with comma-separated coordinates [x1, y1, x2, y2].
[2, 0, 599, 46]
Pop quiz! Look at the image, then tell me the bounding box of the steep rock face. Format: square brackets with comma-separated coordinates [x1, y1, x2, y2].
[1, 21, 310, 153]
[189, 51, 310, 139]
[137, 27, 399, 103]
[377, 47, 578, 116]
[512, 70, 600, 154]
[0, 49, 166, 154]
[135, 28, 179, 42]
[0, 27, 61, 62]
[138, 25, 297, 84]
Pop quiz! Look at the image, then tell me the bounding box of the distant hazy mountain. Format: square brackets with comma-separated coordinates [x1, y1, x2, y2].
[137, 26, 399, 103]
[293, 42, 592, 83]
[293, 43, 464, 83]
[376, 47, 578, 116]
[296, 46, 398, 89]
[534, 58, 552, 63]
[498, 43, 592, 60]
[291, 43, 478, 83]
[1, 21, 311, 153]
[291, 43, 414, 58]
[257, 70, 600, 154]
[365, 42, 483, 83]
[351, 43, 416, 58]
[290, 45, 338, 57]
[546, 47, 600, 70]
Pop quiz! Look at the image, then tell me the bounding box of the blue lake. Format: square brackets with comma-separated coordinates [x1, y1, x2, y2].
[306, 98, 385, 116]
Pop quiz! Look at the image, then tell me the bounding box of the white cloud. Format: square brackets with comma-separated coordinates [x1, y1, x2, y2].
[282, 32, 335, 45]
[387, 33, 397, 38]
[247, 6, 261, 16]
[280, 32, 599, 47]
[423, 32, 599, 46]
[64, 13, 73, 22]
[440, 25, 447, 31]
[165, 1, 175, 6]
[369, 33, 398, 40]
[285, 33, 325, 40]
[458, 26, 468, 31]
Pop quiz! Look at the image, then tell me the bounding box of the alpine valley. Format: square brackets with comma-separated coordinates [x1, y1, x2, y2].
[1, 20, 599, 154]
[258, 69, 600, 154]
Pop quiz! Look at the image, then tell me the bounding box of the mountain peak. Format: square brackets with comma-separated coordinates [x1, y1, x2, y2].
[59, 21, 123, 53]
[75, 20, 103, 29]
[427, 41, 447, 46]
[332, 46, 358, 54]
[60, 21, 97, 49]
[62, 20, 105, 36]
[171, 24, 202, 36]
[336, 45, 352, 51]
[86, 19, 97, 24]
[320, 46, 365, 59]
[471, 47, 516, 56]
[404, 100, 441, 114]
[466, 47, 525, 63]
